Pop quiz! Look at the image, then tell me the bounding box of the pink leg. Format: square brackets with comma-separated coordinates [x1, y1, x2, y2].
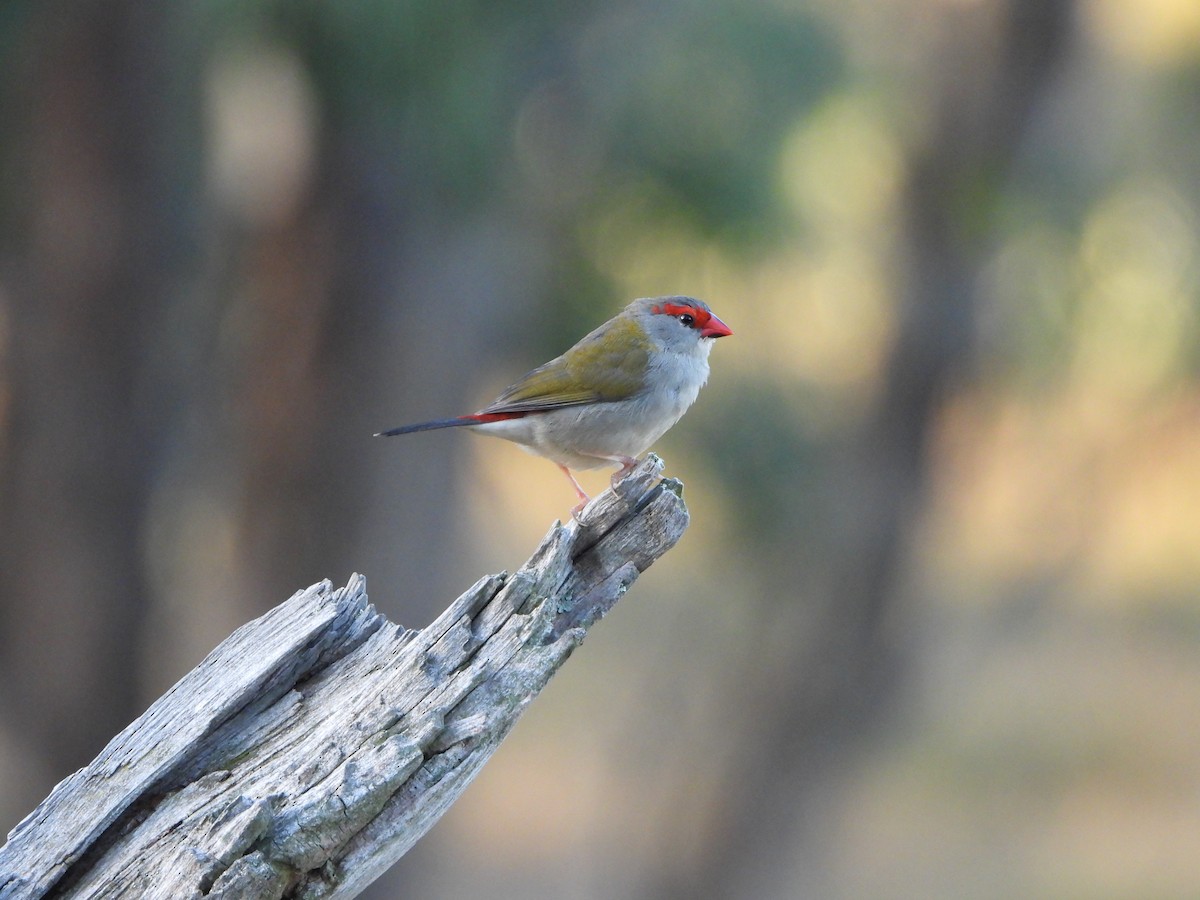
[558, 464, 591, 517]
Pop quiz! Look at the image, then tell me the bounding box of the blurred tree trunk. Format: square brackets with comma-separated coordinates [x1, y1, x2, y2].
[0, 0, 200, 824]
[0, 0, 545, 847]
[645, 1, 1075, 896]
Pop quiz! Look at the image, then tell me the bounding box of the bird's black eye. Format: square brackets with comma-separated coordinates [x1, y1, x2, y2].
[678, 313, 695, 327]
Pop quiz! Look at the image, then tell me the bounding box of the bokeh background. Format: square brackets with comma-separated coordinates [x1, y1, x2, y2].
[3, 0, 1200, 897]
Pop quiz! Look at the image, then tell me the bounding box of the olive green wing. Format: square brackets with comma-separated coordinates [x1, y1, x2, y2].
[478, 316, 650, 415]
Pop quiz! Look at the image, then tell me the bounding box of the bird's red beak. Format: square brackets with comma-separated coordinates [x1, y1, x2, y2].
[701, 314, 733, 339]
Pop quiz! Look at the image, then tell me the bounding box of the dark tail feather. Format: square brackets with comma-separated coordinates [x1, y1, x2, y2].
[375, 417, 477, 437]
[375, 410, 527, 437]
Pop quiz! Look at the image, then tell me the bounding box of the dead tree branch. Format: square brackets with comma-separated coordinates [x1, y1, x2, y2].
[0, 456, 687, 900]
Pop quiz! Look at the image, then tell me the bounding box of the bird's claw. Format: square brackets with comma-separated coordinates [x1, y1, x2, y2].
[608, 456, 639, 491]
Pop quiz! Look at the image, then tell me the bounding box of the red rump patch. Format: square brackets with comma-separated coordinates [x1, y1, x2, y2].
[650, 301, 712, 328]
[465, 411, 526, 423]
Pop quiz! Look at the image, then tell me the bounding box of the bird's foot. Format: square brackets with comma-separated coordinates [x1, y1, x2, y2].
[609, 455, 639, 490]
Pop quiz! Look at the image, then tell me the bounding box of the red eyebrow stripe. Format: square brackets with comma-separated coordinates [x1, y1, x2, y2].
[650, 302, 711, 327]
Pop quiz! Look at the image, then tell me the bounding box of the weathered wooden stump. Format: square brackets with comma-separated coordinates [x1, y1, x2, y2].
[0, 455, 688, 899]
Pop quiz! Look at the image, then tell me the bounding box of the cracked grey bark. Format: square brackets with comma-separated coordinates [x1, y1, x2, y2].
[0, 456, 688, 900]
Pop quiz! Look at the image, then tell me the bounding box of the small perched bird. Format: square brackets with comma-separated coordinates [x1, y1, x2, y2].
[377, 295, 732, 513]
